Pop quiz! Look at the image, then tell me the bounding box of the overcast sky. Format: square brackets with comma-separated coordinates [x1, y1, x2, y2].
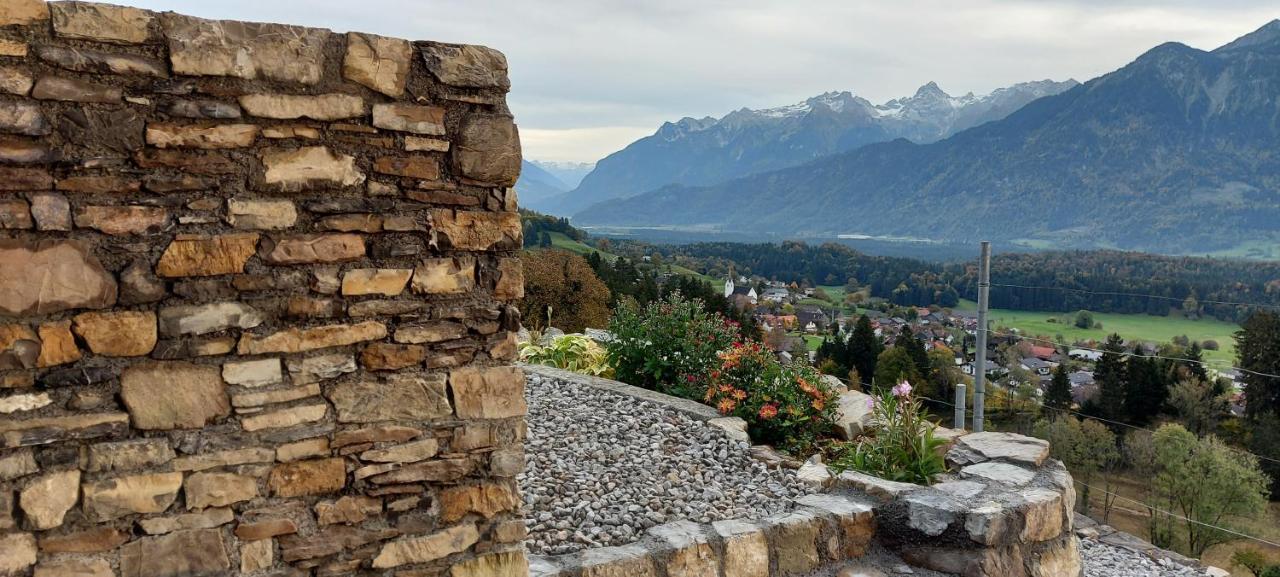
[118, 1, 1276, 163]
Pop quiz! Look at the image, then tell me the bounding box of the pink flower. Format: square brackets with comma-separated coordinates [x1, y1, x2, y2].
[865, 397, 875, 410]
[892, 381, 913, 398]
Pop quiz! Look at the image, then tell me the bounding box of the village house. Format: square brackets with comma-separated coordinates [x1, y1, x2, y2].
[723, 277, 758, 305]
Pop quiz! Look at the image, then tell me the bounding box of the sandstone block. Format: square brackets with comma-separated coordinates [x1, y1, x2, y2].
[493, 257, 525, 300]
[222, 358, 283, 388]
[0, 42, 26, 59]
[947, 432, 1050, 467]
[82, 472, 183, 521]
[359, 438, 439, 464]
[714, 519, 769, 577]
[261, 146, 364, 191]
[235, 518, 298, 541]
[0, 240, 116, 316]
[73, 205, 169, 236]
[329, 373, 451, 423]
[0, 392, 50, 414]
[405, 136, 450, 152]
[1021, 488, 1066, 542]
[185, 472, 259, 509]
[268, 458, 345, 497]
[0, 0, 47, 25]
[372, 523, 480, 568]
[344, 33, 412, 97]
[961, 462, 1037, 487]
[580, 544, 657, 577]
[32, 76, 121, 103]
[795, 494, 875, 559]
[453, 113, 521, 185]
[287, 353, 356, 384]
[240, 93, 365, 120]
[240, 403, 328, 432]
[0, 167, 51, 190]
[315, 495, 381, 525]
[340, 268, 412, 297]
[159, 302, 264, 337]
[260, 233, 365, 264]
[119, 528, 229, 577]
[0, 413, 130, 449]
[33, 558, 113, 577]
[0, 448, 38, 481]
[73, 310, 156, 357]
[261, 125, 321, 139]
[155, 233, 260, 277]
[651, 521, 721, 577]
[162, 14, 328, 84]
[29, 193, 70, 231]
[0, 102, 50, 136]
[450, 366, 526, 419]
[120, 361, 229, 430]
[138, 507, 234, 535]
[769, 511, 821, 575]
[422, 43, 510, 89]
[333, 426, 421, 449]
[171, 447, 274, 472]
[146, 123, 259, 149]
[450, 551, 528, 577]
[431, 209, 522, 250]
[51, 1, 152, 44]
[33, 321, 78, 369]
[276, 438, 330, 462]
[227, 198, 297, 230]
[439, 481, 519, 523]
[36, 45, 166, 77]
[19, 469, 80, 530]
[87, 439, 175, 473]
[0, 533, 36, 576]
[232, 384, 321, 408]
[238, 320, 387, 355]
[35, 527, 129, 553]
[241, 537, 273, 573]
[361, 342, 426, 370]
[411, 257, 476, 295]
[371, 103, 445, 135]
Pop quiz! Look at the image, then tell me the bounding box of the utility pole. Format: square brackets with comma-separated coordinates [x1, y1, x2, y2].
[954, 383, 966, 430]
[973, 241, 991, 432]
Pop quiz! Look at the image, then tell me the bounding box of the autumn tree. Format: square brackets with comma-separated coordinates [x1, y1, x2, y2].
[519, 250, 610, 333]
[874, 347, 923, 391]
[1167, 377, 1228, 436]
[1034, 416, 1119, 517]
[1044, 363, 1073, 413]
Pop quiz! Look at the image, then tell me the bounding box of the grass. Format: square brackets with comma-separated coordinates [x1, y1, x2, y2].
[539, 232, 721, 286]
[953, 299, 1240, 367]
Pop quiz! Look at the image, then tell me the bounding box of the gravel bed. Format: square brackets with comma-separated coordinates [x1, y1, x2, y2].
[1081, 538, 1211, 577]
[520, 372, 811, 555]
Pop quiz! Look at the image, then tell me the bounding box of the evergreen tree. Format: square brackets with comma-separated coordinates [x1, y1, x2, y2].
[1122, 355, 1166, 425]
[1095, 334, 1128, 422]
[896, 332, 930, 379]
[1182, 342, 1209, 383]
[848, 315, 882, 386]
[874, 347, 923, 390]
[1045, 364, 1073, 412]
[1237, 310, 1280, 419]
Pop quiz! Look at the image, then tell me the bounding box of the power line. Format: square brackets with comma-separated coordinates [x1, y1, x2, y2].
[1073, 479, 1280, 550]
[987, 330, 1280, 380]
[987, 282, 1280, 311]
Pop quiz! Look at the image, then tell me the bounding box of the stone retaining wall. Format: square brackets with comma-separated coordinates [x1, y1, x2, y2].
[0, 2, 526, 576]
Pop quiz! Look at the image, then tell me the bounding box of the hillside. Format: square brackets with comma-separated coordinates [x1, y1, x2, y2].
[514, 160, 572, 204]
[576, 21, 1280, 255]
[532, 80, 1077, 215]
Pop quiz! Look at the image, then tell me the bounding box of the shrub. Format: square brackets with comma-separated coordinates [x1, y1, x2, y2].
[829, 381, 947, 485]
[704, 342, 838, 455]
[1201, 339, 1220, 351]
[519, 334, 613, 378]
[606, 292, 739, 398]
[519, 250, 611, 332]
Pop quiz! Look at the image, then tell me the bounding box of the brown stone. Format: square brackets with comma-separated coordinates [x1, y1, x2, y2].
[404, 136, 450, 152]
[29, 193, 71, 231]
[581, 544, 657, 577]
[0, 240, 116, 316]
[0, 413, 130, 449]
[318, 213, 382, 232]
[240, 93, 365, 120]
[241, 538, 273, 573]
[494, 257, 524, 300]
[156, 234, 259, 278]
[361, 343, 426, 371]
[450, 366, 526, 419]
[0, 167, 51, 191]
[120, 361, 229, 430]
[38, 527, 130, 553]
[439, 481, 519, 523]
[158, 301, 264, 337]
[344, 33, 412, 97]
[342, 268, 412, 296]
[288, 353, 356, 385]
[73, 205, 169, 235]
[411, 257, 476, 295]
[276, 438, 329, 462]
[231, 384, 321, 409]
[82, 472, 183, 521]
[714, 520, 769, 577]
[0, 448, 38, 481]
[227, 198, 297, 230]
[284, 296, 342, 319]
[72, 310, 156, 357]
[35, 45, 165, 77]
[372, 523, 480, 568]
[87, 439, 175, 473]
[120, 529, 229, 577]
[0, 102, 50, 136]
[162, 14, 328, 84]
[138, 507, 234, 535]
[168, 100, 241, 119]
[332, 426, 421, 449]
[315, 495, 381, 526]
[146, 123, 259, 149]
[453, 113, 521, 185]
[0, 67, 32, 96]
[238, 320, 386, 355]
[371, 103, 445, 135]
[135, 149, 238, 175]
[0, 0, 47, 25]
[240, 403, 328, 432]
[32, 76, 121, 103]
[394, 321, 468, 344]
[449, 550, 527, 577]
[56, 175, 140, 194]
[0, 41, 26, 58]
[261, 125, 321, 139]
[261, 146, 364, 191]
[369, 458, 474, 485]
[235, 517, 298, 540]
[19, 470, 80, 530]
[328, 373, 451, 423]
[260, 233, 365, 264]
[279, 525, 397, 562]
[269, 458, 346, 498]
[374, 155, 439, 180]
[33, 558, 113, 577]
[0, 533, 37, 575]
[0, 199, 31, 229]
[185, 472, 259, 509]
[51, 2, 152, 44]
[170, 447, 274, 472]
[422, 43, 510, 89]
[431, 209, 522, 250]
[359, 439, 439, 464]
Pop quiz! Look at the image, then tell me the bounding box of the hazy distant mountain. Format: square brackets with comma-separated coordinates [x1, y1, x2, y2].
[530, 160, 595, 189]
[575, 21, 1280, 255]
[530, 79, 1077, 214]
[514, 160, 571, 204]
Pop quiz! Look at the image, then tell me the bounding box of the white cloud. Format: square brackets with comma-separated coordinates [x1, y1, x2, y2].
[115, 0, 1278, 162]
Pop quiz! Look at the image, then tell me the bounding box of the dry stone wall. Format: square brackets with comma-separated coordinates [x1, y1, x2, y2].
[0, 1, 527, 576]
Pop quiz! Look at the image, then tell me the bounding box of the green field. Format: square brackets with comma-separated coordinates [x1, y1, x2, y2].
[954, 299, 1240, 367]
[539, 232, 719, 286]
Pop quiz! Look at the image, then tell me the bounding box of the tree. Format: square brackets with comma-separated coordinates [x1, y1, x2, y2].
[848, 315, 882, 386]
[1237, 310, 1280, 419]
[1151, 424, 1270, 556]
[1034, 416, 1118, 517]
[1074, 310, 1095, 329]
[519, 250, 611, 333]
[895, 333, 930, 379]
[926, 345, 963, 405]
[1094, 334, 1128, 422]
[874, 347, 923, 391]
[1123, 355, 1167, 425]
[1044, 364, 1073, 412]
[1167, 377, 1228, 436]
[1123, 432, 1175, 548]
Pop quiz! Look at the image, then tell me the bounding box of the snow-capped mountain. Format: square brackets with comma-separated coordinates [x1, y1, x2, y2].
[531, 79, 1077, 215]
[529, 160, 595, 189]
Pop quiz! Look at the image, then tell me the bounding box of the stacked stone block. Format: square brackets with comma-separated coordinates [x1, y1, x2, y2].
[0, 1, 526, 575]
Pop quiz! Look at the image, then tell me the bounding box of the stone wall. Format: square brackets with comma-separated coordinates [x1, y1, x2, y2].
[0, 1, 527, 576]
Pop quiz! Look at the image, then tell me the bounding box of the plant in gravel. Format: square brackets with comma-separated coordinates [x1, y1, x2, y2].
[519, 333, 613, 378]
[704, 341, 838, 455]
[605, 292, 739, 398]
[828, 381, 947, 485]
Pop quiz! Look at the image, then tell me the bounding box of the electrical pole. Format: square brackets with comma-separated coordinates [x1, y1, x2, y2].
[973, 241, 991, 432]
[954, 383, 966, 430]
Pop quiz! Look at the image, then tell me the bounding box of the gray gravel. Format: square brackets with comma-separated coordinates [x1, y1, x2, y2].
[1081, 538, 1212, 577]
[520, 373, 810, 555]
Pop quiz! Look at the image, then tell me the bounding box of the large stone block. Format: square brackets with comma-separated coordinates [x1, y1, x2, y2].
[342, 268, 412, 296]
[714, 520, 769, 577]
[260, 233, 365, 264]
[344, 33, 412, 97]
[948, 432, 1050, 468]
[261, 146, 364, 191]
[438, 481, 520, 523]
[120, 361, 230, 430]
[453, 114, 521, 186]
[19, 469, 80, 530]
[328, 373, 451, 423]
[372, 523, 480, 568]
[36, 45, 166, 77]
[412, 257, 476, 294]
[72, 310, 157, 357]
[372, 103, 445, 135]
[51, 1, 152, 44]
[33, 558, 114, 577]
[0, 413, 130, 449]
[0, 533, 36, 576]
[240, 402, 328, 432]
[450, 366, 525, 419]
[145, 123, 259, 149]
[185, 472, 259, 509]
[240, 93, 365, 120]
[268, 458, 346, 498]
[73, 205, 169, 236]
[796, 494, 875, 559]
[155, 234, 260, 277]
[651, 521, 721, 577]
[237, 320, 387, 355]
[162, 14, 329, 84]
[86, 439, 175, 473]
[768, 511, 821, 576]
[226, 198, 298, 230]
[0, 240, 116, 316]
[449, 551, 528, 577]
[0, 102, 50, 136]
[580, 544, 657, 577]
[0, 0, 48, 26]
[432, 209, 521, 250]
[158, 302, 264, 337]
[119, 529, 230, 577]
[82, 472, 183, 521]
[422, 43, 510, 89]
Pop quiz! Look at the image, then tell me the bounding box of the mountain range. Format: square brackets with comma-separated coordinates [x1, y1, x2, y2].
[574, 20, 1280, 254]
[527, 79, 1078, 214]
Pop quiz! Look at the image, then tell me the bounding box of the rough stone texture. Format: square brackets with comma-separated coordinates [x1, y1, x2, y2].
[162, 14, 328, 83]
[119, 528, 229, 577]
[19, 470, 80, 529]
[329, 373, 451, 422]
[423, 43, 511, 89]
[72, 310, 156, 356]
[240, 93, 366, 120]
[947, 432, 1051, 467]
[261, 146, 365, 191]
[454, 114, 522, 186]
[155, 233, 259, 277]
[451, 365, 525, 418]
[82, 472, 183, 522]
[344, 33, 413, 97]
[120, 361, 230, 429]
[0, 533, 37, 576]
[0, 240, 117, 316]
[51, 2, 152, 44]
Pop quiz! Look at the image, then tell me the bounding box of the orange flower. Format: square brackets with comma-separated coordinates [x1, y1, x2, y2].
[811, 398, 825, 411]
[758, 403, 778, 420]
[732, 389, 747, 401]
[704, 387, 716, 403]
[717, 399, 737, 414]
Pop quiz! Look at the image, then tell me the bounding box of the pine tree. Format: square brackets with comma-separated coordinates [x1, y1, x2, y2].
[1045, 364, 1073, 412]
[1237, 310, 1280, 419]
[896, 333, 930, 379]
[1122, 356, 1167, 425]
[848, 315, 882, 386]
[1095, 334, 1128, 422]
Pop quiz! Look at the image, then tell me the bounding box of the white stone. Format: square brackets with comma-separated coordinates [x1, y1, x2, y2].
[222, 358, 282, 388]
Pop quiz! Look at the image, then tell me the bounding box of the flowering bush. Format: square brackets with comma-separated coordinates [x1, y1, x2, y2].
[705, 342, 838, 455]
[519, 333, 613, 378]
[606, 292, 739, 398]
[829, 381, 947, 485]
